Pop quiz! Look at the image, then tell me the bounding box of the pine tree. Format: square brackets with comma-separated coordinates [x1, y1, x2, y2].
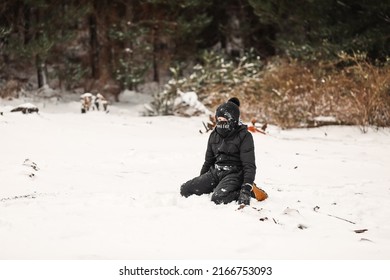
[248, 0, 390, 61]
[1, 0, 88, 88]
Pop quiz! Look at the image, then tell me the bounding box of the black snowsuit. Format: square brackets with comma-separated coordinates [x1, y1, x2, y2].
[180, 124, 256, 204]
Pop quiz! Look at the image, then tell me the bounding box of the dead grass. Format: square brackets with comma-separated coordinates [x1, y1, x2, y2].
[200, 55, 390, 130]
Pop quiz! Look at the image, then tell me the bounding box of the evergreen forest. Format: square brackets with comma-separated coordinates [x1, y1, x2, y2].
[1, 0, 389, 128]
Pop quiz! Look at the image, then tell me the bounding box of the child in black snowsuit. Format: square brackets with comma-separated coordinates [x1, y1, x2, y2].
[180, 98, 256, 205]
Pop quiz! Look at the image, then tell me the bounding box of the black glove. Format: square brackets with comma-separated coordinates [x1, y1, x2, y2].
[237, 183, 252, 205]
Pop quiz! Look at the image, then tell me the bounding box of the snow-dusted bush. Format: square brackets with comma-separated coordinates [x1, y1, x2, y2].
[172, 91, 211, 117]
[144, 50, 263, 116]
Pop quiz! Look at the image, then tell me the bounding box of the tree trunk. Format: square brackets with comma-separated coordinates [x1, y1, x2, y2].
[89, 14, 99, 79]
[152, 25, 159, 83]
[87, 5, 121, 101]
[98, 14, 113, 84]
[34, 8, 47, 89]
[23, 4, 31, 45]
[89, 9, 113, 82]
[36, 54, 47, 88]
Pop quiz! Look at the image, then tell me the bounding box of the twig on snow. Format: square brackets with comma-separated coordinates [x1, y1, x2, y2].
[313, 206, 356, 224]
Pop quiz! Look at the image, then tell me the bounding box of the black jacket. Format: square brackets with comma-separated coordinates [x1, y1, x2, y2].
[200, 124, 256, 185]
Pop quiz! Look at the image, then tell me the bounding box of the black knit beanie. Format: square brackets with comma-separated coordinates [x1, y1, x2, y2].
[215, 99, 240, 125]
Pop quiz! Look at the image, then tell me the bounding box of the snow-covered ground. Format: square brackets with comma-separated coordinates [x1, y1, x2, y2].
[1, 91, 390, 260]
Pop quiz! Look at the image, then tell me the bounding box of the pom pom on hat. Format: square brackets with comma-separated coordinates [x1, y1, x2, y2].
[228, 97, 240, 107]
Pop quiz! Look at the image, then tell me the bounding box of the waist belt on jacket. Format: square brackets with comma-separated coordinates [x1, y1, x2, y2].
[214, 164, 237, 171]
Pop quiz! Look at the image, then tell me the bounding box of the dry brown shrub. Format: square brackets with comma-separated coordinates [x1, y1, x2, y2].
[0, 80, 23, 99]
[200, 55, 390, 130]
[336, 54, 390, 131]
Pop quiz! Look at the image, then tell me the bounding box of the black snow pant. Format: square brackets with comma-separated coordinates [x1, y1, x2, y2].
[180, 166, 243, 204]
